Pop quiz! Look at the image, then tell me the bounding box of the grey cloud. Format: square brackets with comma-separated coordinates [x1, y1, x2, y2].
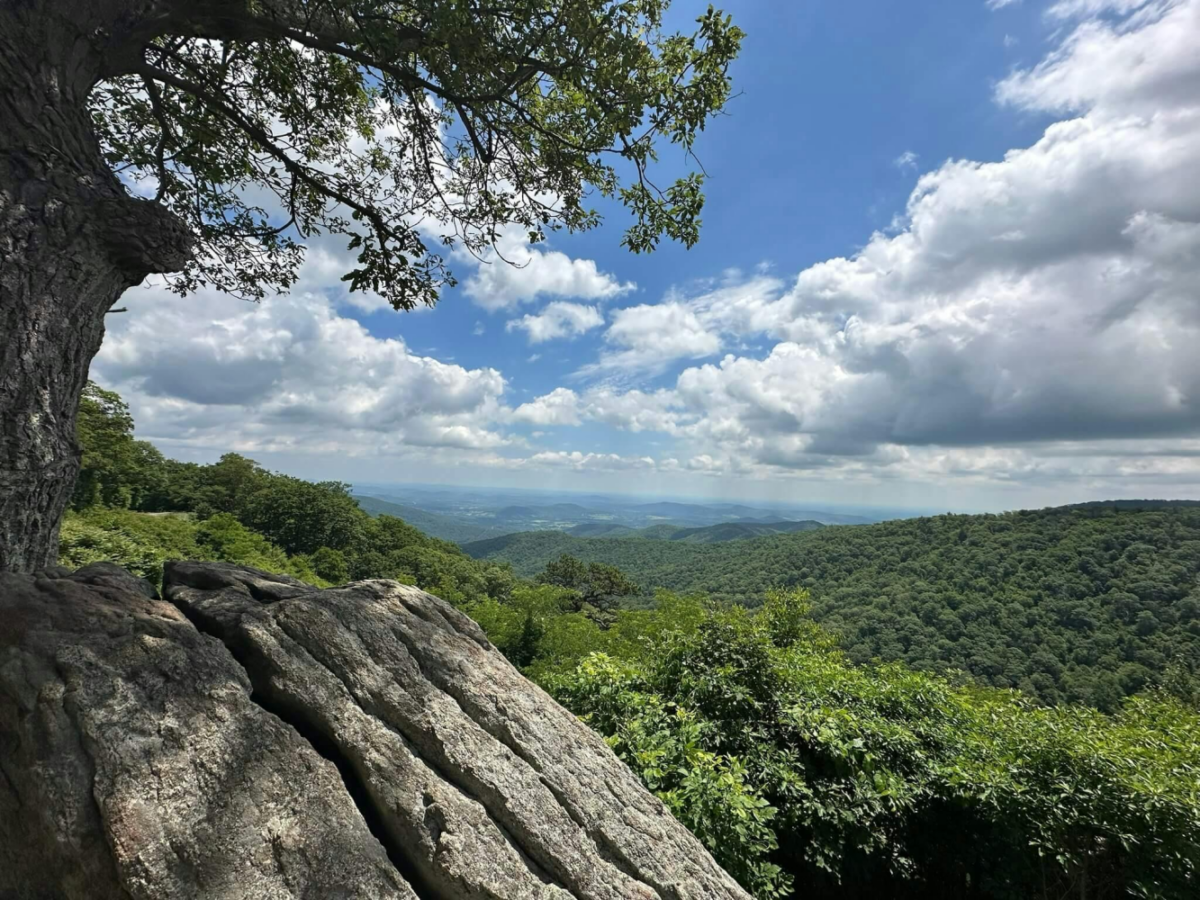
[94, 282, 511, 454]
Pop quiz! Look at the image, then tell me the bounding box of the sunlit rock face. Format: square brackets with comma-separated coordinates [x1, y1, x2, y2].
[0, 561, 749, 900]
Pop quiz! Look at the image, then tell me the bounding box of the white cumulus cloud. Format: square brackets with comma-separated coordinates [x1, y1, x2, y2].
[462, 227, 635, 311]
[506, 302, 604, 343]
[578, 301, 722, 377]
[95, 281, 512, 457]
[511, 388, 583, 426]
[569, 0, 1200, 491]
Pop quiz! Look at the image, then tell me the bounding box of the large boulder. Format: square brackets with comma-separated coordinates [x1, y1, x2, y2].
[0, 561, 751, 900]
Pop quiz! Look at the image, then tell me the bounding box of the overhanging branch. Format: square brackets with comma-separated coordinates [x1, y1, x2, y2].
[135, 60, 405, 252]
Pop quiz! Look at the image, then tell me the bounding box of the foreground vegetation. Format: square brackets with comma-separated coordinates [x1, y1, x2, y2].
[466, 506, 1200, 710]
[537, 592, 1200, 900]
[63, 383, 517, 605]
[65, 382, 1200, 900]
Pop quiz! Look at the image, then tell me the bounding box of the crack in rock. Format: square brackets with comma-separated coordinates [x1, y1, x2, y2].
[247, 685, 443, 900]
[367, 581, 750, 900]
[168, 570, 577, 900]
[173, 595, 439, 899]
[163, 564, 752, 900]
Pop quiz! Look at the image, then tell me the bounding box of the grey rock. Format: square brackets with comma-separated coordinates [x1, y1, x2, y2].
[0, 564, 414, 900]
[1, 561, 752, 900]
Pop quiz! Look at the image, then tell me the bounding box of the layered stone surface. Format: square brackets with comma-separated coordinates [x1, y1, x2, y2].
[0, 561, 750, 900]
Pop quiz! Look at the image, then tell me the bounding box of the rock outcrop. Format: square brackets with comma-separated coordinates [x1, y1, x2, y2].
[0, 561, 751, 900]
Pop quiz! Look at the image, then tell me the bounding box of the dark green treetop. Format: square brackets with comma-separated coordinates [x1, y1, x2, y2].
[93, 0, 744, 308]
[537, 552, 639, 625]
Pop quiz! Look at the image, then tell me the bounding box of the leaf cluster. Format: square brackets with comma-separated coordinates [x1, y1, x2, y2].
[91, 0, 743, 308]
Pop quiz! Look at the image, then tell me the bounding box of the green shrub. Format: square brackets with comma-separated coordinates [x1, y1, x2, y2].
[548, 589, 1200, 900]
[59, 508, 325, 587]
[58, 513, 168, 584]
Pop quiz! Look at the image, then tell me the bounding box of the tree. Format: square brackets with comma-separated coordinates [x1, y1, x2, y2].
[537, 553, 638, 627]
[200, 453, 269, 516]
[239, 476, 364, 556]
[71, 382, 167, 511]
[537, 553, 590, 592]
[0, 0, 743, 572]
[308, 546, 350, 583]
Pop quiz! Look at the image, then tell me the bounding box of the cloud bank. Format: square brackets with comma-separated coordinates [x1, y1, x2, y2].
[95, 0, 1200, 502]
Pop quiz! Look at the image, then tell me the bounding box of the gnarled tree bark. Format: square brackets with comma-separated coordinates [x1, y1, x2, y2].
[0, 0, 193, 572]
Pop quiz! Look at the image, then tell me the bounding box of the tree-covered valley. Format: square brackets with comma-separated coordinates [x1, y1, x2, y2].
[464, 505, 1200, 711]
[60, 381, 1200, 900]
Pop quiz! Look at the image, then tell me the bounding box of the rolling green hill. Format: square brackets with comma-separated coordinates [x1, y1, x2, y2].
[667, 519, 824, 543]
[465, 503, 1200, 709]
[631, 523, 685, 540]
[567, 522, 637, 538]
[566, 519, 825, 543]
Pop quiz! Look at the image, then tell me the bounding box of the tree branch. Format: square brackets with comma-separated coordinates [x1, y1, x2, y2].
[140, 74, 171, 202]
[135, 60, 403, 250]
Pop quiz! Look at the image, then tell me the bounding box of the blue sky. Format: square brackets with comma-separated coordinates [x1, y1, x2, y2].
[382, 1, 1047, 366]
[97, 0, 1200, 512]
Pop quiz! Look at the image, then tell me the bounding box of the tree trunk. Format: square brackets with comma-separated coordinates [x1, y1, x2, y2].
[0, 1, 193, 572]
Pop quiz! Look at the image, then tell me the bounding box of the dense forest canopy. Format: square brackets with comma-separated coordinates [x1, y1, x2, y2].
[465, 505, 1200, 710]
[546, 592, 1200, 900]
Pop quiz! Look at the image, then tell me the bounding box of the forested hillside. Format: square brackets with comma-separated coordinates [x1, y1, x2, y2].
[62, 382, 1200, 899]
[654, 519, 825, 542]
[566, 519, 825, 542]
[466, 506, 1200, 709]
[63, 383, 517, 606]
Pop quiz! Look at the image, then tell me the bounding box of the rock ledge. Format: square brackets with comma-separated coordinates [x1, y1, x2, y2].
[0, 561, 750, 900]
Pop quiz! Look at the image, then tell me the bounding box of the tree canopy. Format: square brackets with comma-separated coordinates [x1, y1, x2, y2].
[550, 592, 1200, 900]
[92, 0, 743, 308]
[466, 507, 1200, 710]
[536, 552, 639, 625]
[71, 382, 168, 511]
[0, 0, 741, 573]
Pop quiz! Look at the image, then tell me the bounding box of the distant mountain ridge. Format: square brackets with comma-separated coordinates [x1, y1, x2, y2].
[353, 483, 879, 532]
[669, 519, 824, 542]
[565, 519, 824, 542]
[358, 494, 833, 546]
[567, 523, 637, 538]
[354, 495, 508, 543]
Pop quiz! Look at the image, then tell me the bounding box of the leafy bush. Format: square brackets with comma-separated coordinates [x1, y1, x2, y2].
[59, 508, 323, 587]
[548, 590, 1200, 900]
[58, 513, 169, 583]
